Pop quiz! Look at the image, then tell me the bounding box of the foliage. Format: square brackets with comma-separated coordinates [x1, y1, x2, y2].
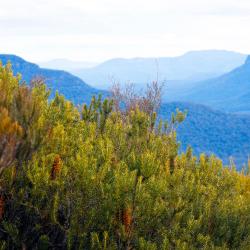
[0, 55, 105, 105]
[1, 54, 250, 167]
[0, 63, 249, 249]
[160, 102, 250, 168]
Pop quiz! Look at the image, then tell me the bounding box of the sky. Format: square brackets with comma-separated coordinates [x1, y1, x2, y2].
[0, 0, 250, 62]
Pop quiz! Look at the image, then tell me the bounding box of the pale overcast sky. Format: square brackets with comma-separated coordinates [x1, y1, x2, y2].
[0, 0, 250, 62]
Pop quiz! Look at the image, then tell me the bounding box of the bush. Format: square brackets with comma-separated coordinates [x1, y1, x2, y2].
[0, 63, 249, 249]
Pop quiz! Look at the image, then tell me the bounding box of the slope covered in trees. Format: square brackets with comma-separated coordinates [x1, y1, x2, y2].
[179, 55, 250, 113]
[160, 102, 250, 168]
[0, 55, 105, 104]
[0, 62, 250, 249]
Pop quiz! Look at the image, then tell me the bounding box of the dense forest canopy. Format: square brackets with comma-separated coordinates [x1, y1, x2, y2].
[0, 62, 250, 249]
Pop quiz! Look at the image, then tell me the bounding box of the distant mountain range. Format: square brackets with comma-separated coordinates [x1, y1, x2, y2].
[38, 59, 98, 71]
[178, 56, 250, 113]
[71, 50, 246, 89]
[0, 55, 104, 104]
[1, 53, 250, 168]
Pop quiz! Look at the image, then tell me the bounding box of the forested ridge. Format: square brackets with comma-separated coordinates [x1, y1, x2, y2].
[0, 55, 104, 105]
[1, 54, 250, 166]
[0, 62, 250, 249]
[159, 102, 250, 167]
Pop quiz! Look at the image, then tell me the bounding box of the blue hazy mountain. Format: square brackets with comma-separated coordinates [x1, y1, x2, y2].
[180, 55, 250, 113]
[160, 102, 250, 168]
[38, 59, 98, 72]
[72, 50, 246, 89]
[1, 54, 249, 168]
[0, 54, 104, 104]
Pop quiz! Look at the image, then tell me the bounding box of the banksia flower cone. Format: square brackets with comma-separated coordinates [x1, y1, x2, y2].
[11, 167, 17, 182]
[50, 155, 62, 180]
[0, 195, 5, 220]
[122, 207, 132, 233]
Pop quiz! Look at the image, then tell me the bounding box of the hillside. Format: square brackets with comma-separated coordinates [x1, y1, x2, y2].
[160, 102, 250, 168]
[0, 55, 104, 104]
[180, 55, 250, 113]
[1, 55, 250, 167]
[0, 66, 250, 248]
[72, 50, 246, 89]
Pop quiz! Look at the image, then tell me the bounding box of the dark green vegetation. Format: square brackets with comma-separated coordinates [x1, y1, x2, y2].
[160, 103, 250, 168]
[0, 55, 105, 104]
[180, 56, 250, 113]
[0, 62, 250, 249]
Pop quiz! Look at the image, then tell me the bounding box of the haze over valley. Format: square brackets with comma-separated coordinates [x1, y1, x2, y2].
[1, 50, 250, 167]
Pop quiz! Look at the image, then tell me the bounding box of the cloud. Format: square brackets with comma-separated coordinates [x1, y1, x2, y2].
[0, 0, 250, 61]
